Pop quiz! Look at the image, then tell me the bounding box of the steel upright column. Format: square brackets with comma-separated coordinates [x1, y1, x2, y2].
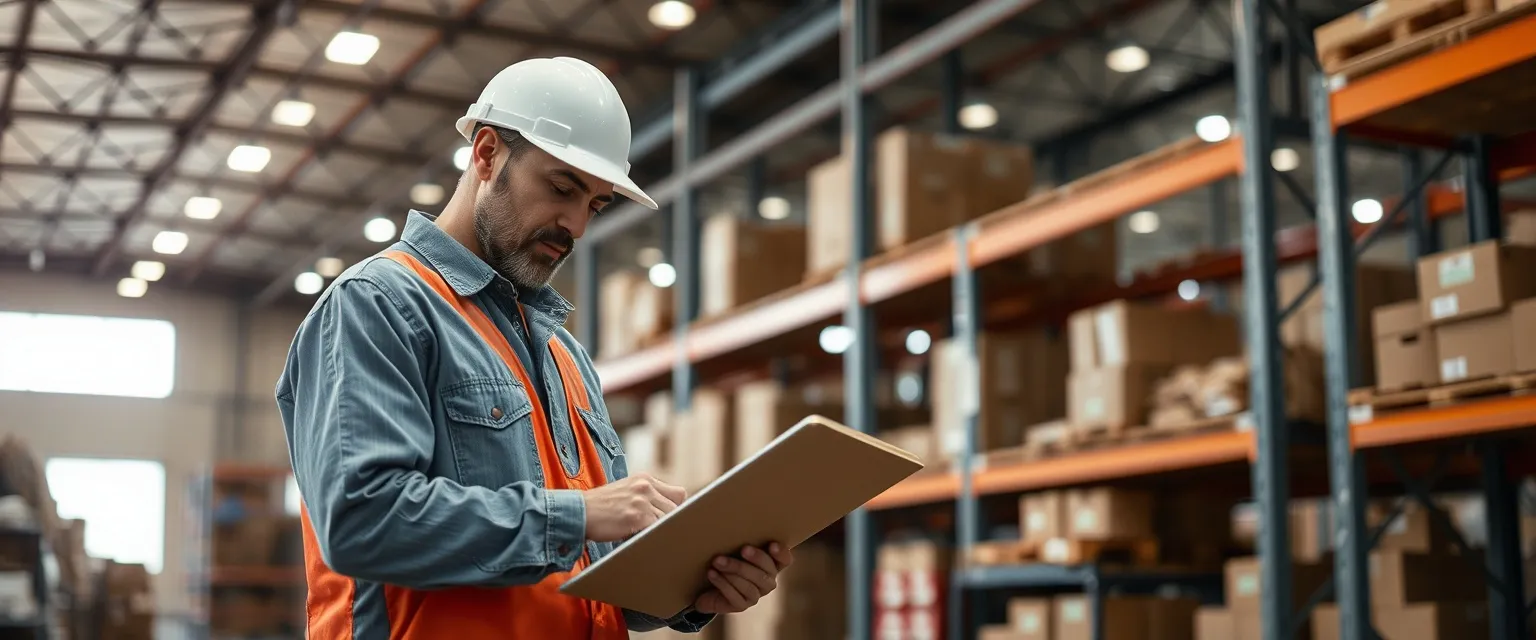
[574, 245, 599, 352]
[671, 67, 704, 411]
[842, 1, 878, 639]
[1311, 79, 1374, 640]
[1234, 2, 1294, 639]
[950, 222, 983, 640]
[1209, 179, 1231, 313]
[1464, 135, 1504, 242]
[1402, 150, 1439, 259]
[940, 50, 964, 135]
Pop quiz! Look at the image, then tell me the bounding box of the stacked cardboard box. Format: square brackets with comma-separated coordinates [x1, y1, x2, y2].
[598, 271, 647, 359]
[701, 214, 807, 317]
[629, 279, 673, 346]
[875, 540, 951, 640]
[930, 330, 1068, 462]
[1309, 527, 1487, 640]
[979, 595, 1196, 640]
[669, 387, 735, 491]
[1201, 556, 1334, 640]
[1277, 263, 1417, 388]
[1021, 486, 1229, 568]
[1415, 240, 1536, 384]
[1372, 300, 1436, 392]
[734, 381, 822, 465]
[100, 562, 154, 640]
[724, 543, 846, 640]
[976, 598, 1051, 640]
[1147, 347, 1327, 429]
[1067, 301, 1241, 436]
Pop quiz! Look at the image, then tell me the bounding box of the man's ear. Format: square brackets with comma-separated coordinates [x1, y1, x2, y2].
[470, 127, 502, 181]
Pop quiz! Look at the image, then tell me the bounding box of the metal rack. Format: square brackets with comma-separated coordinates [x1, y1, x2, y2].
[580, 1, 1536, 639]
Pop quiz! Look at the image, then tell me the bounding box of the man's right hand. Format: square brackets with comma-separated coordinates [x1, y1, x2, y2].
[582, 473, 689, 542]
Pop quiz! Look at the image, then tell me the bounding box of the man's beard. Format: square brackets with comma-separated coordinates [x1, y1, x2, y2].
[472, 168, 574, 290]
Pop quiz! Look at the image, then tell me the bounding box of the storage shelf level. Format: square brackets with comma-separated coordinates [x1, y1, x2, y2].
[957, 564, 1222, 591]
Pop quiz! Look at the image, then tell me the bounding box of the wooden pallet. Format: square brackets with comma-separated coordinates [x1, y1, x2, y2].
[1320, 0, 1536, 80]
[1033, 537, 1161, 566]
[1347, 372, 1536, 419]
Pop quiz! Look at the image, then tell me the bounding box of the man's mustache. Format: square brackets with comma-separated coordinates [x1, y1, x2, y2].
[527, 228, 574, 257]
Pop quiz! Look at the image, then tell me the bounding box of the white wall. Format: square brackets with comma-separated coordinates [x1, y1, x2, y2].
[0, 270, 305, 616]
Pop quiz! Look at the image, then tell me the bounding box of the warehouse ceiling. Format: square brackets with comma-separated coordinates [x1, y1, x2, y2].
[0, 0, 1458, 306]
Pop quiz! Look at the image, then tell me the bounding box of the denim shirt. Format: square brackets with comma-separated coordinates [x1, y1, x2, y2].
[275, 210, 712, 635]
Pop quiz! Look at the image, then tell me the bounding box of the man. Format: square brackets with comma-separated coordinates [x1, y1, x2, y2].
[276, 57, 790, 639]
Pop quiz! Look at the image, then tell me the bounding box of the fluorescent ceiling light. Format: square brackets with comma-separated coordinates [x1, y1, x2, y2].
[271, 100, 315, 127]
[637, 247, 665, 268]
[294, 272, 325, 295]
[117, 277, 148, 299]
[131, 260, 165, 282]
[1352, 198, 1383, 224]
[363, 217, 397, 243]
[315, 257, 345, 278]
[1271, 147, 1301, 172]
[818, 325, 855, 355]
[1128, 210, 1160, 234]
[1195, 115, 1232, 142]
[758, 196, 791, 221]
[1178, 279, 1201, 301]
[410, 183, 445, 206]
[183, 196, 222, 220]
[648, 263, 677, 288]
[227, 145, 271, 173]
[325, 31, 379, 65]
[1105, 44, 1150, 73]
[453, 146, 472, 171]
[905, 329, 932, 356]
[648, 1, 696, 30]
[958, 102, 999, 130]
[151, 231, 189, 255]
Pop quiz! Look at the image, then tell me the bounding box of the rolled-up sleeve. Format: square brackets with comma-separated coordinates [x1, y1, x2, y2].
[278, 273, 586, 589]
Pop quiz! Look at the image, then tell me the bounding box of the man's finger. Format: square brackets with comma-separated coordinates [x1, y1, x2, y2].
[648, 489, 679, 514]
[767, 542, 794, 570]
[720, 570, 760, 604]
[716, 555, 774, 594]
[740, 546, 778, 576]
[651, 479, 688, 504]
[707, 570, 748, 610]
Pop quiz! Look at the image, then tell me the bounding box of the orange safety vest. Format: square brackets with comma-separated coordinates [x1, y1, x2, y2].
[298, 250, 629, 640]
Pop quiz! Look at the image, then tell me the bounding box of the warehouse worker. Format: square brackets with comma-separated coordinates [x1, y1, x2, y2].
[275, 56, 791, 639]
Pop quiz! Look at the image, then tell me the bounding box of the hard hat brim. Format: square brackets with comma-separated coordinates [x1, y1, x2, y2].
[456, 115, 659, 211]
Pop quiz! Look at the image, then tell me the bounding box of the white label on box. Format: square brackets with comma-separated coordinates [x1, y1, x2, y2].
[956, 347, 981, 419]
[941, 428, 965, 457]
[1063, 601, 1086, 623]
[1348, 404, 1374, 425]
[1237, 573, 1260, 596]
[1043, 538, 1069, 563]
[1438, 252, 1475, 288]
[1021, 613, 1042, 633]
[1207, 396, 1238, 418]
[908, 571, 939, 607]
[877, 573, 906, 609]
[1388, 514, 1408, 535]
[1094, 308, 1127, 365]
[1430, 293, 1459, 320]
[1441, 356, 1469, 382]
[1084, 397, 1106, 420]
[1360, 1, 1387, 20]
[1026, 512, 1046, 532]
[1073, 508, 1098, 533]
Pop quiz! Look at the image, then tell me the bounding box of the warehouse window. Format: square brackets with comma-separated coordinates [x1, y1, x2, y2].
[45, 457, 166, 574]
[0, 312, 176, 399]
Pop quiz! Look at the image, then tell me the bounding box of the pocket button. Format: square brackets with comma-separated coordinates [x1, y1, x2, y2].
[491, 407, 503, 419]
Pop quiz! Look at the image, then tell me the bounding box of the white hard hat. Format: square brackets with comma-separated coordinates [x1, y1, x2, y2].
[456, 57, 657, 210]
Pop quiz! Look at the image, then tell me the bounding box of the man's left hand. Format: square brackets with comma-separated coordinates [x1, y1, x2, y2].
[693, 543, 794, 615]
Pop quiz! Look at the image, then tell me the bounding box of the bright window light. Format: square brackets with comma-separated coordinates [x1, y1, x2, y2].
[116, 277, 147, 299]
[315, 257, 345, 278]
[130, 261, 164, 282]
[1178, 279, 1201, 301]
[1105, 44, 1150, 73]
[1271, 147, 1301, 172]
[648, 1, 696, 30]
[325, 31, 380, 65]
[958, 102, 999, 130]
[905, 329, 932, 355]
[758, 196, 791, 221]
[294, 271, 324, 295]
[363, 217, 397, 243]
[1128, 210, 1160, 234]
[46, 458, 166, 573]
[183, 196, 222, 220]
[1352, 198, 1384, 224]
[0, 312, 176, 399]
[410, 183, 445, 206]
[1195, 115, 1232, 142]
[227, 145, 271, 173]
[637, 247, 665, 268]
[453, 146, 473, 171]
[649, 263, 677, 288]
[271, 99, 315, 127]
[152, 230, 189, 255]
[819, 325, 856, 355]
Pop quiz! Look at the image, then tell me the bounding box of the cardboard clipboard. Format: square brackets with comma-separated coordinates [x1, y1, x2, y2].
[559, 415, 924, 618]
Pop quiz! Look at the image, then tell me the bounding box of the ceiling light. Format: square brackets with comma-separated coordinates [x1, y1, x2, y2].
[183, 196, 222, 220]
[453, 146, 472, 171]
[325, 31, 379, 65]
[363, 217, 397, 243]
[410, 183, 445, 206]
[648, 263, 677, 288]
[315, 257, 345, 278]
[271, 99, 316, 127]
[152, 230, 189, 255]
[1352, 198, 1384, 224]
[1271, 147, 1301, 172]
[1128, 210, 1160, 234]
[758, 196, 791, 221]
[637, 246, 665, 268]
[1195, 115, 1232, 142]
[648, 1, 696, 30]
[1105, 44, 1150, 73]
[131, 260, 165, 282]
[295, 272, 325, 295]
[818, 325, 856, 355]
[905, 329, 932, 356]
[227, 145, 271, 173]
[117, 277, 148, 299]
[958, 102, 999, 130]
[896, 372, 923, 406]
[1178, 279, 1201, 301]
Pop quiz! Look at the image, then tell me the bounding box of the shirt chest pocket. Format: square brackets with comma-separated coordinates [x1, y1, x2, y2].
[441, 377, 539, 489]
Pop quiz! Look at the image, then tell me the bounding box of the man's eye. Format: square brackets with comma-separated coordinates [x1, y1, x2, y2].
[552, 184, 572, 197]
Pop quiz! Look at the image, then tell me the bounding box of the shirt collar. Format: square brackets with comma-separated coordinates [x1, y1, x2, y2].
[399, 210, 574, 323]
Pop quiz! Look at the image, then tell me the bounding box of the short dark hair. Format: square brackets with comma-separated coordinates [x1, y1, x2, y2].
[472, 123, 534, 162]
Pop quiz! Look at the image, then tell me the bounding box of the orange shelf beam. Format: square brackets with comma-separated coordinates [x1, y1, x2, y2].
[1331, 12, 1536, 128]
[1352, 395, 1536, 450]
[688, 279, 845, 363]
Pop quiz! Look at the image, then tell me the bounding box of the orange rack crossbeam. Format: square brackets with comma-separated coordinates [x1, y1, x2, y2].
[1352, 395, 1536, 449]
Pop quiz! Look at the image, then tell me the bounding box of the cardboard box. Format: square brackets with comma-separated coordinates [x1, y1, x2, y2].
[726, 543, 846, 640]
[1508, 209, 1536, 245]
[806, 154, 854, 275]
[876, 128, 969, 252]
[670, 388, 734, 490]
[1195, 606, 1234, 640]
[1512, 298, 1536, 372]
[644, 391, 672, 429]
[1279, 263, 1417, 386]
[1225, 556, 1333, 617]
[628, 281, 673, 345]
[701, 214, 807, 316]
[1368, 500, 1453, 554]
[1313, 602, 1488, 640]
[1065, 487, 1154, 540]
[621, 424, 665, 476]
[1020, 491, 1064, 542]
[1433, 311, 1515, 383]
[1006, 598, 1051, 639]
[880, 425, 937, 464]
[213, 516, 283, 566]
[734, 381, 811, 464]
[1373, 300, 1435, 392]
[978, 625, 1031, 640]
[932, 330, 1067, 459]
[598, 271, 645, 359]
[1417, 240, 1536, 325]
[1069, 300, 1241, 371]
[1068, 364, 1175, 433]
[1370, 549, 1485, 607]
[1231, 499, 1332, 561]
[1146, 597, 1200, 640]
[1053, 596, 1196, 640]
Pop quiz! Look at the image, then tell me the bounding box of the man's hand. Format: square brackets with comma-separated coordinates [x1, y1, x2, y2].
[582, 474, 688, 542]
[693, 543, 794, 615]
